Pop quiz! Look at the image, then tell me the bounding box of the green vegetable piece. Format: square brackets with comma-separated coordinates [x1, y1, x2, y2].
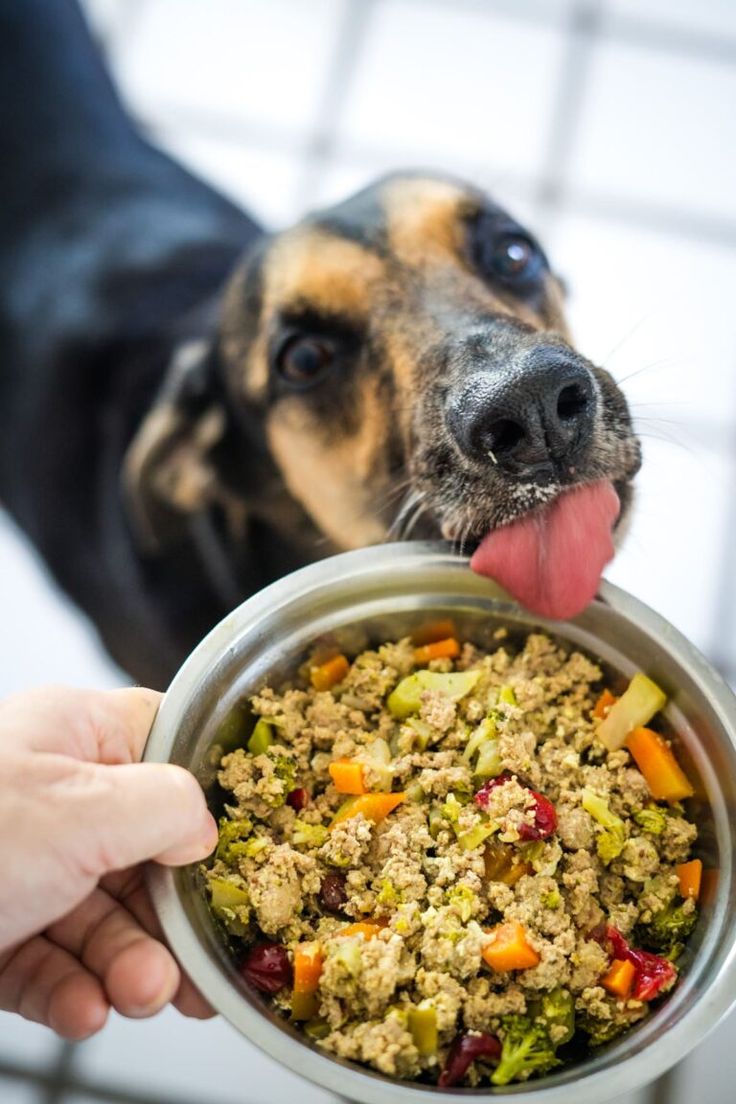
[457, 821, 497, 851]
[428, 804, 446, 840]
[475, 738, 502, 779]
[292, 821, 328, 847]
[304, 1018, 331, 1040]
[209, 877, 249, 912]
[637, 901, 698, 955]
[445, 884, 477, 922]
[332, 937, 363, 977]
[634, 805, 667, 834]
[491, 1014, 561, 1086]
[215, 816, 253, 863]
[581, 788, 627, 863]
[376, 878, 400, 907]
[541, 889, 562, 909]
[577, 1011, 628, 1048]
[405, 717, 433, 750]
[266, 751, 297, 806]
[540, 988, 575, 1047]
[405, 781, 426, 804]
[248, 717, 274, 756]
[498, 685, 517, 706]
[597, 672, 667, 751]
[408, 1000, 438, 1057]
[440, 793, 463, 826]
[463, 716, 497, 762]
[242, 836, 270, 858]
[208, 877, 250, 935]
[387, 670, 481, 719]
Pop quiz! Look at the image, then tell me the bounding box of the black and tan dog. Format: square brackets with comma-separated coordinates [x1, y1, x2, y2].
[0, 1, 640, 689]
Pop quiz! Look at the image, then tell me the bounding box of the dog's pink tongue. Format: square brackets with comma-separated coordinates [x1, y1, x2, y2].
[470, 480, 620, 620]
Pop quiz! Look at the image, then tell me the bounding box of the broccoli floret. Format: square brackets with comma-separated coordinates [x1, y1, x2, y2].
[215, 816, 254, 863]
[577, 1011, 629, 1048]
[637, 901, 697, 956]
[376, 878, 400, 907]
[265, 750, 297, 806]
[291, 821, 328, 847]
[490, 1015, 561, 1086]
[539, 988, 575, 1046]
[634, 805, 668, 834]
[541, 889, 562, 909]
[445, 884, 478, 922]
[581, 788, 627, 863]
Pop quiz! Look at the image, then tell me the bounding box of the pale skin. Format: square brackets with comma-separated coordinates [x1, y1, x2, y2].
[0, 686, 219, 1039]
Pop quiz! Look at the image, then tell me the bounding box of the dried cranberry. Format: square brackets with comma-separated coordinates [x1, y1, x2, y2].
[240, 943, 292, 994]
[605, 926, 676, 1001]
[319, 873, 348, 915]
[518, 789, 557, 841]
[287, 787, 309, 811]
[474, 772, 514, 811]
[438, 1031, 501, 1088]
[474, 774, 557, 841]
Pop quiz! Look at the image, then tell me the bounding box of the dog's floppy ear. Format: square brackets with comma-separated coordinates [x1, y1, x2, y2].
[122, 339, 229, 553]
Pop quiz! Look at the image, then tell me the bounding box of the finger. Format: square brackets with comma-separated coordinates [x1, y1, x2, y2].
[102, 869, 215, 1020]
[0, 935, 108, 1040]
[0, 685, 162, 764]
[46, 886, 180, 1019]
[73, 760, 218, 874]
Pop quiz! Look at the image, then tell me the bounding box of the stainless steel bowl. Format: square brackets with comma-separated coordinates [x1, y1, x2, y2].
[144, 541, 736, 1103]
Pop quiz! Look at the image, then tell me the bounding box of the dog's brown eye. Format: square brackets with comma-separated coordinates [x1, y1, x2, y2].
[492, 235, 539, 281]
[276, 336, 335, 386]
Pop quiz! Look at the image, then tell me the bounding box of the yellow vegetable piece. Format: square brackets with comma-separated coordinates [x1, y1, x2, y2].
[597, 673, 667, 751]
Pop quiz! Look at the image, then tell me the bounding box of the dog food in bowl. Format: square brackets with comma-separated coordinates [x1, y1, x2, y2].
[204, 626, 700, 1088]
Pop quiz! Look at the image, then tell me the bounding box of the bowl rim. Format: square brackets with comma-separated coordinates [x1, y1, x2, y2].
[145, 541, 736, 1103]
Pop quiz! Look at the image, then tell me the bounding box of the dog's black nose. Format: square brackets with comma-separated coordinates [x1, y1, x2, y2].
[447, 347, 596, 478]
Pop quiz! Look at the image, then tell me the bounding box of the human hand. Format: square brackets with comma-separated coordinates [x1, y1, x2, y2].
[0, 686, 218, 1039]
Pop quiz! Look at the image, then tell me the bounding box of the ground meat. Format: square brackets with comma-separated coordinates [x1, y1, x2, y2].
[319, 813, 373, 869]
[206, 630, 700, 1090]
[247, 844, 319, 935]
[419, 689, 457, 733]
[556, 801, 595, 851]
[322, 1016, 421, 1079]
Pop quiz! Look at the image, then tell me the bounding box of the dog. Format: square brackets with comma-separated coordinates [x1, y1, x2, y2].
[0, 1, 640, 689]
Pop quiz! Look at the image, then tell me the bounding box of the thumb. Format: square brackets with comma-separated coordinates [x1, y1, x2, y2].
[75, 761, 219, 875]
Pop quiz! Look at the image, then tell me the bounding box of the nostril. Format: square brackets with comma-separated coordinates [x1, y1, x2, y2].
[556, 383, 589, 421]
[486, 418, 525, 455]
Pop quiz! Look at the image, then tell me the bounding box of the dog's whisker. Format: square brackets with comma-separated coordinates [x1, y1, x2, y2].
[403, 498, 430, 540]
[388, 489, 423, 541]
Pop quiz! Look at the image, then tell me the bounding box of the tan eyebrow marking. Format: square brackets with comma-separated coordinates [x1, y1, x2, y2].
[383, 177, 470, 264]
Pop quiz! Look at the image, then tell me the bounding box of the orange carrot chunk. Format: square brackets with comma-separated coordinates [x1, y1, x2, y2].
[601, 958, 636, 999]
[481, 919, 540, 972]
[677, 858, 702, 901]
[338, 920, 388, 940]
[593, 688, 618, 720]
[412, 618, 457, 646]
[310, 654, 349, 692]
[328, 759, 366, 795]
[414, 637, 461, 665]
[291, 942, 324, 1020]
[330, 792, 406, 828]
[625, 726, 694, 803]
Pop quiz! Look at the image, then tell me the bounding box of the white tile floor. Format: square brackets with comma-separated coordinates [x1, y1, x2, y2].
[2, 0, 736, 1101]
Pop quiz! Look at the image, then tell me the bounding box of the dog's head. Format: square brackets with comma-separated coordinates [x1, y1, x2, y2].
[127, 173, 640, 618]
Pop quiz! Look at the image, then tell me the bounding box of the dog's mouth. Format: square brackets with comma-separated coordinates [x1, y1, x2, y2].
[460, 479, 621, 620]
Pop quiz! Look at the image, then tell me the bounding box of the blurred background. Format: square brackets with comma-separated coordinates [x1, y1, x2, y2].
[1, 0, 735, 1101]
